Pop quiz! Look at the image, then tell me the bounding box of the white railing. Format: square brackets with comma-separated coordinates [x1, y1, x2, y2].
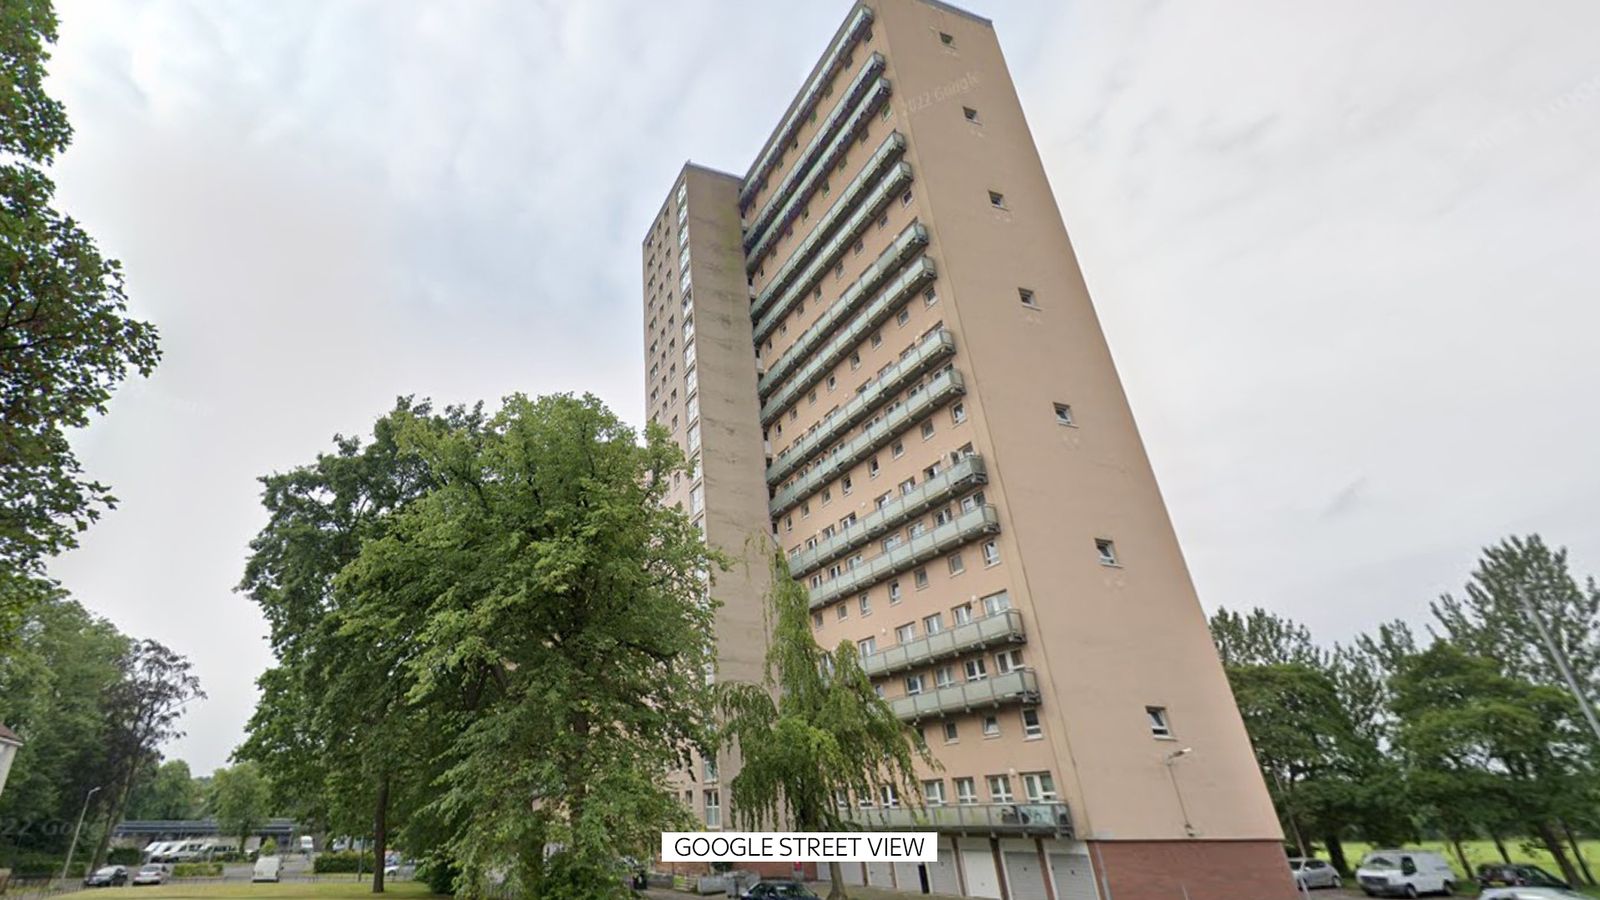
[842, 799, 1073, 838]
[887, 667, 1039, 720]
[862, 609, 1025, 678]
[806, 503, 997, 608]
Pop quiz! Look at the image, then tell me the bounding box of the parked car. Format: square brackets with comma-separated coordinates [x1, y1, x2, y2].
[253, 855, 282, 883]
[1481, 889, 1588, 900]
[1478, 864, 1571, 890]
[83, 866, 128, 887]
[132, 864, 169, 886]
[1355, 850, 1458, 897]
[1289, 857, 1343, 890]
[740, 882, 821, 899]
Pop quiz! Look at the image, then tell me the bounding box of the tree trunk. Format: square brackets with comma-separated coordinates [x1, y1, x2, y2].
[826, 860, 849, 900]
[1491, 830, 1511, 864]
[90, 770, 137, 870]
[1324, 834, 1348, 875]
[1562, 820, 1595, 885]
[1447, 833, 1469, 877]
[372, 774, 389, 894]
[1536, 819, 1583, 887]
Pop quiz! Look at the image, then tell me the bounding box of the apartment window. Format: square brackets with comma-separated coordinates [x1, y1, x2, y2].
[895, 622, 916, 644]
[952, 603, 973, 625]
[982, 591, 1012, 616]
[1019, 287, 1039, 308]
[704, 790, 721, 827]
[1054, 402, 1075, 426]
[827, 374, 838, 392]
[944, 722, 961, 744]
[841, 475, 853, 495]
[920, 420, 935, 440]
[871, 331, 884, 348]
[896, 307, 910, 326]
[962, 106, 979, 123]
[1097, 538, 1120, 566]
[898, 477, 915, 496]
[948, 553, 965, 575]
[850, 351, 862, 369]
[907, 521, 927, 539]
[935, 665, 954, 688]
[853, 238, 865, 255]
[961, 491, 987, 513]
[1022, 708, 1043, 739]
[703, 757, 718, 781]
[875, 492, 890, 510]
[880, 785, 900, 808]
[811, 611, 823, 629]
[883, 533, 904, 553]
[934, 506, 953, 527]
[889, 581, 903, 604]
[874, 684, 886, 698]
[924, 286, 938, 306]
[987, 774, 1014, 803]
[1148, 706, 1172, 737]
[905, 673, 925, 695]
[955, 777, 977, 804]
[821, 488, 831, 505]
[922, 780, 947, 806]
[988, 190, 1006, 209]
[689, 484, 704, 515]
[923, 613, 944, 635]
[891, 440, 905, 458]
[995, 649, 1024, 674]
[784, 514, 793, 532]
[1023, 772, 1058, 803]
[687, 423, 701, 453]
[939, 31, 955, 46]
[836, 603, 848, 621]
[982, 539, 1000, 566]
[835, 789, 851, 810]
[858, 637, 877, 656]
[811, 574, 823, 589]
[914, 568, 929, 590]
[950, 402, 967, 425]
[982, 714, 1000, 737]
[868, 457, 880, 477]
[859, 593, 872, 616]
[964, 658, 988, 682]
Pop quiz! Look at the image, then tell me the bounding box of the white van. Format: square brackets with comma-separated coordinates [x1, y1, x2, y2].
[252, 856, 282, 883]
[1355, 850, 1458, 897]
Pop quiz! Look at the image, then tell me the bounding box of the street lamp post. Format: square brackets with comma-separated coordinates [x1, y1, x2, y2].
[1515, 585, 1600, 744]
[60, 785, 102, 885]
[1163, 748, 1196, 838]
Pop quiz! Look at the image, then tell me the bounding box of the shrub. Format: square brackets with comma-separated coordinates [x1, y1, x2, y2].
[172, 862, 224, 878]
[259, 838, 278, 857]
[417, 855, 459, 895]
[108, 848, 142, 865]
[313, 850, 377, 873]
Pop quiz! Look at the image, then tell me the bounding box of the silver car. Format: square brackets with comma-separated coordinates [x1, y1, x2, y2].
[1481, 889, 1588, 900]
[1288, 858, 1342, 890]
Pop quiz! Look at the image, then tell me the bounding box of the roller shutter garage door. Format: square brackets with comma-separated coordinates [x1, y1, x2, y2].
[866, 861, 894, 886]
[1004, 849, 1049, 900]
[893, 861, 921, 892]
[842, 862, 866, 886]
[928, 850, 961, 895]
[961, 846, 1002, 899]
[1050, 852, 1099, 900]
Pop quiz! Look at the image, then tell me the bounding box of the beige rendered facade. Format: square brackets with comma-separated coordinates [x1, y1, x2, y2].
[640, 2, 1290, 898]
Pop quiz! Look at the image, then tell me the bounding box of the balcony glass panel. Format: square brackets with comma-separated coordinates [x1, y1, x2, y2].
[841, 800, 1073, 838]
[862, 609, 1024, 678]
[886, 667, 1039, 720]
[806, 502, 998, 608]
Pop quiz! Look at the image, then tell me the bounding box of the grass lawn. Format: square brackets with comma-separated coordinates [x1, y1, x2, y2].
[93, 882, 445, 899]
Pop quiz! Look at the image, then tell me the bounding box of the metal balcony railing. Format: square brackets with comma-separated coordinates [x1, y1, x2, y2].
[767, 329, 955, 485]
[786, 452, 985, 579]
[746, 76, 894, 266]
[771, 368, 964, 520]
[806, 503, 997, 608]
[741, 6, 874, 209]
[759, 225, 931, 406]
[752, 147, 911, 337]
[841, 800, 1074, 838]
[888, 667, 1039, 721]
[862, 610, 1025, 679]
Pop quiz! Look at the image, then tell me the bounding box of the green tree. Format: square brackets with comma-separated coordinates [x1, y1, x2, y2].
[337, 393, 718, 899]
[210, 763, 272, 851]
[1209, 606, 1323, 668]
[126, 760, 199, 820]
[718, 553, 932, 900]
[0, 0, 161, 649]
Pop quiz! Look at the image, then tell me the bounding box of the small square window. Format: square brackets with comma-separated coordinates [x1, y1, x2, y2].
[988, 190, 1006, 208]
[921, 420, 935, 440]
[924, 286, 938, 306]
[836, 604, 849, 621]
[868, 457, 880, 477]
[902, 190, 914, 207]
[963, 106, 979, 123]
[982, 715, 1000, 737]
[896, 308, 910, 326]
[892, 441, 905, 458]
[939, 31, 954, 46]
[982, 540, 1000, 567]
[948, 553, 965, 575]
[914, 568, 929, 590]
[950, 403, 967, 425]
[1097, 538, 1119, 566]
[1022, 708, 1043, 738]
[943, 721, 959, 742]
[1019, 288, 1039, 308]
[1147, 705, 1172, 738]
[859, 593, 872, 616]
[811, 611, 823, 628]
[889, 581, 903, 604]
[1054, 403, 1075, 426]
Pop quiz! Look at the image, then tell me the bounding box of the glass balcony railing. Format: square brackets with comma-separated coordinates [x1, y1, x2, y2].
[745, 75, 894, 264]
[806, 503, 998, 608]
[751, 149, 911, 338]
[758, 224, 931, 405]
[888, 667, 1039, 721]
[740, 6, 874, 210]
[841, 800, 1074, 838]
[862, 609, 1025, 679]
[771, 368, 964, 519]
[788, 454, 987, 579]
[767, 329, 955, 485]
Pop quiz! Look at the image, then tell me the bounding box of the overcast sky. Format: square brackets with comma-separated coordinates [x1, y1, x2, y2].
[42, 0, 1600, 774]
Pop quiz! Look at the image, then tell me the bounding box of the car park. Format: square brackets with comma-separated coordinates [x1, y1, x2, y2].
[1289, 857, 1343, 890]
[83, 866, 128, 887]
[131, 864, 169, 886]
[1480, 888, 1588, 900]
[1355, 850, 1458, 897]
[1478, 864, 1570, 890]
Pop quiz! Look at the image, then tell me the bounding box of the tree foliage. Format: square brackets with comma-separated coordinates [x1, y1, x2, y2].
[209, 762, 271, 849]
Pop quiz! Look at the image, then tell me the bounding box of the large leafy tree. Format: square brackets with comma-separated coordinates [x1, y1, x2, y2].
[126, 759, 200, 820]
[0, 0, 161, 648]
[337, 393, 719, 899]
[718, 553, 931, 900]
[209, 762, 271, 850]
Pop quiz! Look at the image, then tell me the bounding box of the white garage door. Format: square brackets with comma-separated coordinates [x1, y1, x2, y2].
[842, 861, 865, 886]
[961, 847, 1002, 899]
[929, 851, 961, 895]
[1005, 850, 1050, 900]
[893, 861, 921, 892]
[867, 861, 894, 887]
[1050, 852, 1100, 900]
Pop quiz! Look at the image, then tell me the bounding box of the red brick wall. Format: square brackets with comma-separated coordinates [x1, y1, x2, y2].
[1091, 839, 1296, 900]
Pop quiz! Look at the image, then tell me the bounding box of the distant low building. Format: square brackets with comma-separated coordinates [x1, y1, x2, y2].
[0, 724, 21, 800]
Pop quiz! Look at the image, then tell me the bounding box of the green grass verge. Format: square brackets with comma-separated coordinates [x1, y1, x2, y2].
[92, 881, 445, 899]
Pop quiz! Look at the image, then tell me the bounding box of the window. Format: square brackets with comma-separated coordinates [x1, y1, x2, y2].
[944, 722, 961, 744]
[924, 286, 938, 306]
[1097, 538, 1120, 566]
[1147, 706, 1172, 737]
[841, 475, 853, 495]
[950, 402, 967, 424]
[948, 553, 965, 575]
[858, 637, 877, 656]
[982, 591, 1011, 616]
[987, 774, 1014, 803]
[898, 477, 916, 496]
[859, 594, 872, 616]
[836, 603, 848, 621]
[935, 665, 954, 688]
[914, 568, 929, 590]
[964, 658, 988, 682]
[896, 307, 910, 326]
[962, 106, 979, 123]
[995, 649, 1024, 674]
[703, 757, 718, 781]
[883, 533, 904, 553]
[961, 491, 987, 513]
[871, 331, 883, 348]
[954, 777, 977, 804]
[924, 613, 944, 634]
[827, 374, 838, 392]
[922, 780, 947, 806]
[835, 789, 851, 810]
[1023, 772, 1058, 802]
[1022, 707, 1043, 738]
[982, 539, 1001, 566]
[888, 581, 903, 604]
[704, 790, 721, 827]
[920, 420, 935, 440]
[850, 351, 862, 369]
[892, 440, 905, 458]
[982, 714, 1000, 737]
[1054, 402, 1075, 426]
[988, 190, 1006, 208]
[811, 611, 823, 629]
[895, 622, 916, 644]
[901, 189, 914, 207]
[868, 457, 880, 478]
[952, 603, 973, 625]
[689, 485, 704, 515]
[1019, 287, 1038, 308]
[905, 673, 925, 695]
[875, 492, 891, 510]
[939, 31, 955, 46]
[880, 784, 900, 808]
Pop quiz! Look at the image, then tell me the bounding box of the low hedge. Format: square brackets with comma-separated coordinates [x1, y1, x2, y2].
[313, 851, 377, 873]
[172, 862, 224, 878]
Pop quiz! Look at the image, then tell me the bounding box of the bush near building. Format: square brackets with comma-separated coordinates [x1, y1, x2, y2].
[314, 851, 378, 874]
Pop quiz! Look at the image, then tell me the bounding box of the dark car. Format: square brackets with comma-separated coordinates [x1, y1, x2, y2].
[83, 866, 128, 887]
[741, 882, 821, 900]
[1478, 863, 1570, 889]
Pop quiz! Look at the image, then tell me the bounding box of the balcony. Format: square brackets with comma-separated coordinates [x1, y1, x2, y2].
[889, 667, 1039, 721]
[806, 503, 997, 608]
[752, 149, 912, 340]
[741, 6, 874, 209]
[758, 224, 931, 405]
[789, 453, 987, 579]
[767, 329, 956, 485]
[770, 367, 964, 520]
[863, 609, 1025, 679]
[745, 75, 894, 265]
[841, 801, 1074, 838]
